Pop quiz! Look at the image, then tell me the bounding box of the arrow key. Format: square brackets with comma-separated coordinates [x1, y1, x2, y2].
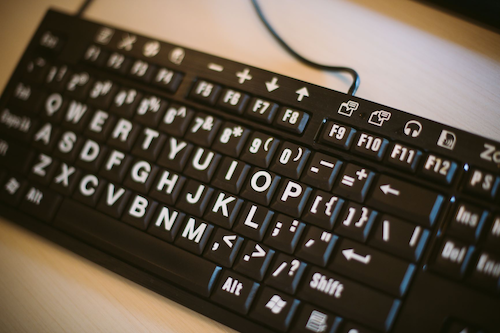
[329, 238, 416, 297]
[204, 228, 244, 267]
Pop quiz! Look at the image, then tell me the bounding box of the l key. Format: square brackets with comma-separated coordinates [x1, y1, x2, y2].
[366, 175, 444, 226]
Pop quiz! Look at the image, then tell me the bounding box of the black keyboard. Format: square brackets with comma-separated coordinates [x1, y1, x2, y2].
[1, 10, 499, 333]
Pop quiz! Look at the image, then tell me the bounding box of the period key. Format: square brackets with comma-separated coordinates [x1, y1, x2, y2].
[366, 175, 444, 226]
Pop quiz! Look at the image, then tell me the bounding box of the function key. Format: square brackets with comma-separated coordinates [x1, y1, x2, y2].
[212, 122, 251, 157]
[217, 88, 250, 114]
[184, 113, 222, 147]
[128, 59, 156, 82]
[240, 132, 280, 168]
[189, 79, 221, 105]
[352, 132, 389, 161]
[245, 97, 278, 124]
[333, 163, 375, 203]
[301, 152, 342, 191]
[386, 142, 422, 172]
[319, 121, 356, 150]
[82, 44, 108, 66]
[275, 107, 309, 134]
[420, 153, 457, 185]
[270, 142, 310, 179]
[431, 237, 474, 280]
[151, 67, 183, 93]
[447, 202, 488, 243]
[105, 52, 132, 75]
[464, 167, 500, 200]
[38, 31, 64, 53]
[158, 104, 194, 137]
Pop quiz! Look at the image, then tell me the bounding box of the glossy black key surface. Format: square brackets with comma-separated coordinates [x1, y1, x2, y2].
[211, 270, 259, 314]
[320, 121, 356, 150]
[249, 287, 300, 332]
[290, 304, 342, 333]
[431, 237, 474, 279]
[245, 97, 278, 124]
[189, 80, 222, 105]
[234, 241, 274, 281]
[264, 214, 305, 254]
[300, 152, 342, 191]
[464, 167, 500, 199]
[333, 163, 374, 203]
[240, 132, 280, 168]
[265, 253, 307, 294]
[19, 185, 62, 223]
[274, 106, 309, 134]
[447, 202, 488, 243]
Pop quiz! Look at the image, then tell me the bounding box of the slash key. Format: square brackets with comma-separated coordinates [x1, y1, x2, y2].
[366, 175, 444, 226]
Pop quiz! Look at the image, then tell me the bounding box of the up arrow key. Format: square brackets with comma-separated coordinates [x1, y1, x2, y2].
[295, 87, 309, 101]
[380, 184, 400, 196]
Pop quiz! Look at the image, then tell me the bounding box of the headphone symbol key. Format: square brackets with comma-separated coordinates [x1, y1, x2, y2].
[404, 120, 423, 138]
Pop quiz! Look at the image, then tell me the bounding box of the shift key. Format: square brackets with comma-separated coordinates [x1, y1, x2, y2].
[297, 266, 400, 332]
[366, 175, 444, 226]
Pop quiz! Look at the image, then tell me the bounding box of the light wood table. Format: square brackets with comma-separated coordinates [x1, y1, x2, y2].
[0, 0, 499, 332]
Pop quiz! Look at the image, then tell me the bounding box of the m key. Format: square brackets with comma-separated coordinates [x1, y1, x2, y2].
[366, 175, 444, 226]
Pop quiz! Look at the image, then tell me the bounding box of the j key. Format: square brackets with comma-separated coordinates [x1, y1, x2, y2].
[296, 226, 338, 267]
[176, 180, 214, 217]
[54, 198, 221, 297]
[87, 79, 118, 110]
[320, 121, 356, 150]
[366, 175, 445, 226]
[148, 169, 186, 206]
[333, 163, 375, 203]
[212, 122, 251, 157]
[211, 157, 251, 194]
[469, 251, 500, 292]
[65, 71, 94, 100]
[175, 216, 214, 255]
[211, 270, 259, 314]
[0, 138, 35, 173]
[130, 128, 166, 161]
[45, 64, 71, 91]
[264, 214, 305, 254]
[386, 143, 422, 172]
[128, 59, 156, 82]
[151, 67, 183, 93]
[241, 168, 281, 206]
[110, 88, 142, 118]
[96, 183, 132, 219]
[447, 202, 488, 243]
[270, 142, 310, 179]
[19, 185, 62, 223]
[105, 52, 132, 75]
[184, 113, 222, 147]
[245, 97, 278, 124]
[300, 152, 342, 191]
[420, 153, 457, 185]
[271, 179, 311, 218]
[234, 241, 274, 281]
[204, 190, 244, 229]
[134, 95, 167, 127]
[121, 194, 158, 230]
[249, 287, 300, 332]
[189, 80, 222, 105]
[329, 238, 415, 297]
[334, 203, 377, 243]
[217, 88, 250, 114]
[147, 204, 185, 242]
[275, 107, 309, 134]
[233, 203, 274, 241]
[302, 191, 344, 230]
[431, 237, 474, 280]
[464, 167, 500, 199]
[83, 44, 108, 67]
[240, 132, 280, 168]
[266, 253, 307, 294]
[369, 215, 430, 262]
[156, 137, 193, 172]
[298, 267, 401, 332]
[352, 132, 389, 161]
[485, 215, 500, 253]
[204, 228, 244, 267]
[290, 304, 342, 333]
[0, 175, 28, 206]
[158, 104, 194, 137]
[184, 147, 221, 182]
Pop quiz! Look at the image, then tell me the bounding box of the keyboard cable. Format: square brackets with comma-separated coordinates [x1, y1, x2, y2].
[76, 0, 93, 17]
[251, 0, 360, 96]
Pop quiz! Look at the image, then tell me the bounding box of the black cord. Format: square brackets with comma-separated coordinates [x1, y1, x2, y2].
[251, 0, 360, 96]
[76, 0, 93, 17]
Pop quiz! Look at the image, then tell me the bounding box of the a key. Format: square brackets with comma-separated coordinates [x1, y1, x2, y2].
[121, 194, 158, 230]
[210, 157, 251, 194]
[290, 304, 342, 333]
[156, 137, 193, 172]
[151, 67, 183, 93]
[134, 95, 167, 127]
[233, 203, 274, 241]
[50, 162, 82, 196]
[0, 175, 28, 206]
[184, 147, 221, 182]
[320, 121, 356, 150]
[107, 118, 142, 151]
[485, 215, 500, 253]
[176, 179, 214, 217]
[464, 167, 500, 200]
[189, 80, 222, 105]
[96, 183, 132, 219]
[128, 59, 156, 82]
[271, 179, 312, 218]
[83, 110, 117, 143]
[0, 137, 35, 173]
[204, 190, 244, 229]
[130, 127, 167, 161]
[245, 97, 278, 124]
[469, 251, 500, 292]
[123, 159, 159, 194]
[419, 153, 457, 185]
[72, 173, 106, 207]
[274, 107, 309, 134]
[19, 185, 62, 223]
[386, 142, 422, 172]
[241, 168, 281, 206]
[110, 88, 142, 118]
[99, 149, 133, 183]
[87, 79, 118, 109]
[105, 52, 132, 74]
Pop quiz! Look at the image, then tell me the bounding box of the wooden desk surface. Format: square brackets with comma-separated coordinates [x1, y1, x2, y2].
[0, 0, 499, 332]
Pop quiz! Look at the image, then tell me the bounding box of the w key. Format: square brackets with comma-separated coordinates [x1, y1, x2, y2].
[366, 175, 444, 226]
[329, 238, 415, 297]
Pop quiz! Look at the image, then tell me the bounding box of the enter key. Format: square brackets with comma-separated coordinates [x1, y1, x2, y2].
[366, 175, 445, 226]
[329, 239, 415, 297]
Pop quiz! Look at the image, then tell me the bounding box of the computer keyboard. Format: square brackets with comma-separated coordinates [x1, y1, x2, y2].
[0, 9, 499, 333]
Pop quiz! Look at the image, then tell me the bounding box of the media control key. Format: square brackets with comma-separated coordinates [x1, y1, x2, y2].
[366, 175, 444, 226]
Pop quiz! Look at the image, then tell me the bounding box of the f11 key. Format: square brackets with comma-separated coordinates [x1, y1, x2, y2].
[366, 175, 445, 226]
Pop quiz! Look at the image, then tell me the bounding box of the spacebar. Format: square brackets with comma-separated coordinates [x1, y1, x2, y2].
[53, 198, 221, 297]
